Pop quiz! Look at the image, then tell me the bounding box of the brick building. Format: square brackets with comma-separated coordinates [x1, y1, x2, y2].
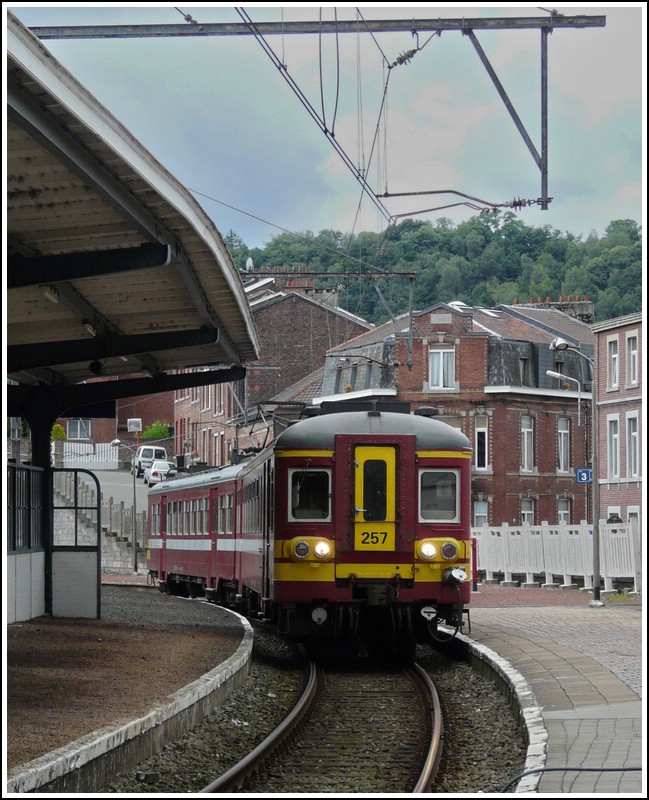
[591, 313, 642, 528]
[54, 376, 174, 453]
[173, 276, 372, 466]
[311, 299, 599, 527]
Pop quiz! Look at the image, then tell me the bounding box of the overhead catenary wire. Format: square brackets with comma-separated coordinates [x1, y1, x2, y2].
[317, 8, 341, 136]
[234, 6, 392, 225]
[187, 186, 411, 279]
[186, 8, 521, 239]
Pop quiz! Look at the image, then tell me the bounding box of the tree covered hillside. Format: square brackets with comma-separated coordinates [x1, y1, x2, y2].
[224, 213, 642, 325]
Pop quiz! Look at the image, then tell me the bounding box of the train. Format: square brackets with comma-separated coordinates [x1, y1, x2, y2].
[147, 401, 473, 657]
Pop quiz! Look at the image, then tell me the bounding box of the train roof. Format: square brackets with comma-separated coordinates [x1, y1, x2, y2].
[274, 410, 472, 451]
[147, 462, 246, 495]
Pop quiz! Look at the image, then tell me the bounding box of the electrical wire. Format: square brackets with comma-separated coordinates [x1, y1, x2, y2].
[187, 191, 390, 276]
[234, 7, 392, 224]
[497, 765, 642, 793]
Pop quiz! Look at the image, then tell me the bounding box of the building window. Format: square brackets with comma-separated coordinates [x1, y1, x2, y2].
[428, 347, 455, 390]
[607, 337, 619, 389]
[521, 497, 535, 525]
[213, 383, 223, 416]
[190, 371, 200, 403]
[558, 497, 571, 524]
[521, 415, 534, 472]
[607, 415, 620, 479]
[364, 363, 373, 389]
[557, 417, 570, 473]
[334, 366, 343, 394]
[67, 419, 91, 439]
[474, 499, 488, 527]
[626, 333, 638, 386]
[519, 357, 531, 386]
[202, 384, 212, 412]
[626, 412, 639, 478]
[474, 415, 489, 470]
[349, 364, 358, 391]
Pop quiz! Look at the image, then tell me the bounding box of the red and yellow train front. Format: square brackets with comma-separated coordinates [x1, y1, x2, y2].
[271, 411, 472, 641]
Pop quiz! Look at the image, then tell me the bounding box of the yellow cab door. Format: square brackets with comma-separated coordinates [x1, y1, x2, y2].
[353, 446, 396, 552]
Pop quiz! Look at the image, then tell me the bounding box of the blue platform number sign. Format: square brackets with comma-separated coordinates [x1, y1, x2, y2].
[576, 468, 592, 484]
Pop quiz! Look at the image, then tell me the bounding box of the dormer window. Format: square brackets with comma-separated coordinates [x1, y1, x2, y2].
[428, 346, 455, 390]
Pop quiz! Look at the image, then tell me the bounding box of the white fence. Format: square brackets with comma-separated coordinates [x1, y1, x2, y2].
[471, 520, 641, 594]
[52, 442, 118, 470]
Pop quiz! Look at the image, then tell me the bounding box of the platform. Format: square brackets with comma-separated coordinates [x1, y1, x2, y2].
[5, 579, 645, 795]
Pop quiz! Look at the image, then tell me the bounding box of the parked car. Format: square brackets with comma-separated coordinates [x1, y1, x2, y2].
[143, 460, 177, 486]
[131, 445, 168, 478]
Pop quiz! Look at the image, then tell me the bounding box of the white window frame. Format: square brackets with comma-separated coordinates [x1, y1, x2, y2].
[428, 347, 456, 390]
[627, 507, 640, 532]
[607, 336, 619, 390]
[213, 383, 224, 416]
[558, 497, 571, 524]
[626, 411, 640, 478]
[625, 331, 638, 387]
[473, 499, 488, 527]
[201, 384, 212, 412]
[607, 414, 620, 479]
[521, 497, 535, 525]
[67, 418, 91, 439]
[521, 415, 535, 472]
[557, 417, 570, 473]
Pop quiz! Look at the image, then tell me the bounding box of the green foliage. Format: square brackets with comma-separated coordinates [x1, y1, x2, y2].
[230, 215, 641, 324]
[50, 424, 66, 442]
[141, 421, 172, 440]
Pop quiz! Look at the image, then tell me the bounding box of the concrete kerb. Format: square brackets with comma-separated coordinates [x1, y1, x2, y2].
[6, 612, 254, 795]
[454, 630, 547, 794]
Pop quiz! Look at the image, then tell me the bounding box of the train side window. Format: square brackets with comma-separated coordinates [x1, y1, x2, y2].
[218, 493, 233, 534]
[419, 470, 459, 522]
[151, 502, 160, 535]
[289, 468, 331, 521]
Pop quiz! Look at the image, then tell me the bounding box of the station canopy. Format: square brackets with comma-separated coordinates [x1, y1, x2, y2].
[6, 11, 259, 395]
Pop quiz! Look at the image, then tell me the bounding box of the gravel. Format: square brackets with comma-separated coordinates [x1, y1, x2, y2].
[101, 592, 527, 794]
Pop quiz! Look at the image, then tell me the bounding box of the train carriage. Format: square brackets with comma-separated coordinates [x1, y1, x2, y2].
[147, 404, 472, 656]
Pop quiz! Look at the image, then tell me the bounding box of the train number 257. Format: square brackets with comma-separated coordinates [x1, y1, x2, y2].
[360, 531, 389, 544]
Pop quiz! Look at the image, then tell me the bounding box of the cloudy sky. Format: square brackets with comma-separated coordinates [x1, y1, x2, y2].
[6, 3, 645, 249]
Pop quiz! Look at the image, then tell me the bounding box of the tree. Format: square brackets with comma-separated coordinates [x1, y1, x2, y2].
[141, 421, 172, 441]
[242, 212, 641, 323]
[50, 424, 66, 442]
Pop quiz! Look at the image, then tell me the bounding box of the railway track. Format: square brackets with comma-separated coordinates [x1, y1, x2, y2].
[201, 654, 442, 794]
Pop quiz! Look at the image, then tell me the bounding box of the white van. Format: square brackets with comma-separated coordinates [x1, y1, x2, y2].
[131, 445, 168, 477]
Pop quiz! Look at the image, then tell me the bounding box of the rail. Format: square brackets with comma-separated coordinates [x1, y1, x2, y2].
[200, 647, 318, 792]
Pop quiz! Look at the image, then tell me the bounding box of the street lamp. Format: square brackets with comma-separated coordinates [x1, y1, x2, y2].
[546, 370, 582, 426]
[111, 439, 138, 574]
[549, 337, 603, 607]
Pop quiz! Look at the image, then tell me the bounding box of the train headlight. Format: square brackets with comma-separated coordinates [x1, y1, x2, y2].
[441, 541, 458, 560]
[418, 540, 437, 561]
[293, 540, 310, 559]
[286, 537, 335, 561]
[314, 540, 331, 559]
